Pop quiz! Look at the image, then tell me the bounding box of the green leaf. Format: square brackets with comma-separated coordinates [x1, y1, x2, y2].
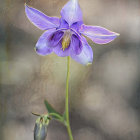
[44, 100, 64, 123]
[44, 100, 59, 114]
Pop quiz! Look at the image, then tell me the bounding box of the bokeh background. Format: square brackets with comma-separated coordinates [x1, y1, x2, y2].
[0, 0, 140, 140]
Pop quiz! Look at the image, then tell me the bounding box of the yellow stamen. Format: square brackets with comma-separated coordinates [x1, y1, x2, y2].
[62, 30, 71, 51]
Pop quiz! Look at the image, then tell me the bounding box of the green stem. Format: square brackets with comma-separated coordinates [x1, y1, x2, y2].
[65, 56, 73, 140]
[49, 113, 64, 123]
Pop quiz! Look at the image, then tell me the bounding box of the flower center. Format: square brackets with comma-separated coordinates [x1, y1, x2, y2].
[62, 30, 71, 51]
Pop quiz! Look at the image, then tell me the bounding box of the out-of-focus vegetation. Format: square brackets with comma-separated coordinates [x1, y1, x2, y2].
[0, 0, 140, 140]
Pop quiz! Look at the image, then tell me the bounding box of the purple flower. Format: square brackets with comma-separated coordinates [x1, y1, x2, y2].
[25, 0, 119, 65]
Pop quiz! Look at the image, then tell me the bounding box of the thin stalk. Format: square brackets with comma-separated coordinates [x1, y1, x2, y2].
[49, 113, 64, 123]
[65, 56, 73, 140]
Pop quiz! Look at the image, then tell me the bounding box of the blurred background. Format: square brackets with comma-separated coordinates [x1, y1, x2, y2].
[0, 0, 140, 140]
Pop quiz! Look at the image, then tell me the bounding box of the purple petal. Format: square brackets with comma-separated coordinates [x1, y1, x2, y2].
[60, 0, 83, 26]
[70, 34, 82, 55]
[70, 21, 83, 32]
[53, 42, 71, 57]
[35, 29, 56, 55]
[59, 18, 69, 29]
[79, 25, 119, 44]
[25, 4, 60, 30]
[70, 36, 93, 65]
[49, 30, 64, 46]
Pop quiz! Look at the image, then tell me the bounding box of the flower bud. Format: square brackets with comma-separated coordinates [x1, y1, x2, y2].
[34, 115, 50, 140]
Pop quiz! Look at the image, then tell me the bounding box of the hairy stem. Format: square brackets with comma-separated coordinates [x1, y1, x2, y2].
[65, 56, 73, 140]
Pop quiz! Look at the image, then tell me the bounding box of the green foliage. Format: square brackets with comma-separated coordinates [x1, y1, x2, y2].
[44, 100, 64, 123]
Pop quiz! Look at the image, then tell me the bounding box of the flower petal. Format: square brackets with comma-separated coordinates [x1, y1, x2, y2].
[49, 30, 64, 46]
[25, 4, 60, 30]
[60, 0, 83, 26]
[70, 36, 93, 65]
[35, 29, 56, 55]
[70, 34, 82, 55]
[59, 18, 69, 29]
[79, 25, 119, 44]
[70, 21, 83, 32]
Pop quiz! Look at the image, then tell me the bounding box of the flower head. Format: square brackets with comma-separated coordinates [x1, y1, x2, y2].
[25, 0, 119, 65]
[34, 115, 50, 140]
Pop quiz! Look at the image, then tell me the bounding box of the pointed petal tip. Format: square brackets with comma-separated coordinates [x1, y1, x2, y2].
[25, 4, 36, 10]
[34, 47, 42, 56]
[35, 47, 50, 56]
[116, 32, 120, 36]
[34, 47, 41, 56]
[24, 3, 30, 8]
[24, 3, 28, 10]
[86, 62, 92, 66]
[112, 31, 120, 36]
[34, 47, 43, 56]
